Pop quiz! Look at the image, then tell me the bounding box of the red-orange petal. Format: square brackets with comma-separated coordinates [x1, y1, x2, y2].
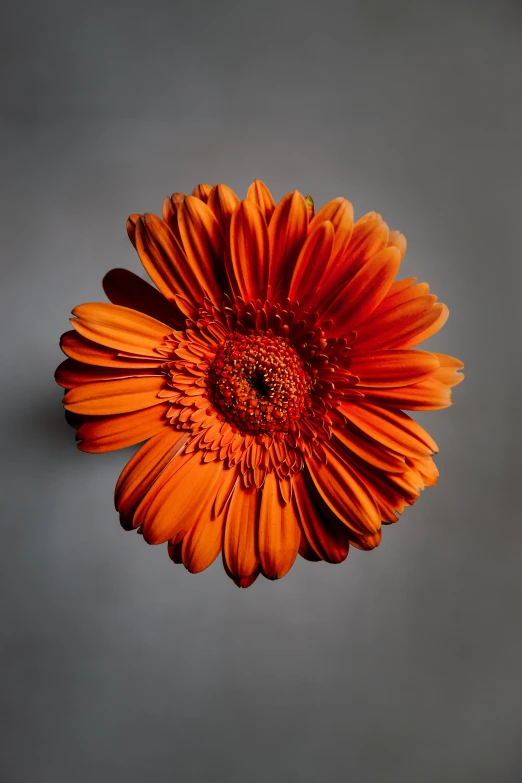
[358, 378, 452, 410]
[192, 183, 212, 202]
[340, 402, 438, 457]
[115, 428, 189, 519]
[432, 353, 465, 388]
[308, 197, 354, 271]
[288, 220, 335, 305]
[59, 330, 163, 368]
[387, 230, 407, 257]
[357, 378, 451, 411]
[63, 375, 166, 415]
[345, 212, 389, 268]
[408, 456, 439, 487]
[398, 303, 449, 349]
[331, 426, 407, 473]
[325, 245, 401, 328]
[349, 349, 439, 387]
[71, 302, 172, 358]
[246, 180, 276, 224]
[162, 192, 185, 244]
[140, 451, 225, 545]
[180, 481, 231, 573]
[352, 296, 442, 353]
[223, 484, 259, 579]
[55, 359, 161, 389]
[258, 472, 300, 579]
[229, 200, 269, 301]
[293, 472, 349, 563]
[126, 214, 140, 248]
[135, 213, 204, 304]
[268, 191, 308, 294]
[77, 406, 170, 453]
[177, 196, 229, 303]
[306, 441, 381, 535]
[349, 529, 383, 551]
[207, 184, 239, 241]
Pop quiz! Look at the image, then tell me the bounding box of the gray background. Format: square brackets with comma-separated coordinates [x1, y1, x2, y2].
[1, 0, 520, 781]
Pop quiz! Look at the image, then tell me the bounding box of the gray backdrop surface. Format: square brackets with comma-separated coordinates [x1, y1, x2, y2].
[1, 1, 520, 781]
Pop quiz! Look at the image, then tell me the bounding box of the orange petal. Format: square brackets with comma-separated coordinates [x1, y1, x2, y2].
[181, 481, 231, 573]
[135, 213, 202, 304]
[370, 281, 431, 319]
[207, 184, 239, 241]
[102, 268, 182, 327]
[258, 472, 300, 579]
[246, 180, 276, 223]
[298, 532, 322, 562]
[140, 451, 225, 545]
[293, 472, 349, 563]
[71, 302, 172, 357]
[59, 330, 163, 368]
[308, 197, 354, 271]
[306, 441, 381, 535]
[340, 402, 438, 457]
[268, 191, 308, 294]
[126, 214, 140, 249]
[352, 296, 441, 353]
[55, 358, 161, 389]
[354, 456, 423, 511]
[223, 561, 261, 588]
[223, 484, 259, 579]
[177, 196, 229, 304]
[349, 529, 383, 551]
[387, 230, 407, 258]
[162, 192, 185, 244]
[398, 304, 449, 348]
[115, 428, 189, 519]
[229, 200, 269, 301]
[77, 406, 170, 453]
[192, 183, 212, 202]
[349, 349, 439, 387]
[432, 353, 465, 388]
[63, 375, 166, 415]
[358, 378, 452, 410]
[408, 456, 439, 487]
[345, 212, 389, 268]
[288, 220, 335, 304]
[325, 245, 401, 328]
[331, 426, 407, 473]
[168, 540, 184, 563]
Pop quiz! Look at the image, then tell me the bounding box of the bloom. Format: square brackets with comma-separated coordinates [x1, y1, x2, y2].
[56, 180, 463, 587]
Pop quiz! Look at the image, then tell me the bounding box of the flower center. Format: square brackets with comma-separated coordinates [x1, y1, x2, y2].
[208, 333, 310, 434]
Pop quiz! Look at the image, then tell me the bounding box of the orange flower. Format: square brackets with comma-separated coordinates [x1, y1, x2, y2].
[56, 181, 463, 587]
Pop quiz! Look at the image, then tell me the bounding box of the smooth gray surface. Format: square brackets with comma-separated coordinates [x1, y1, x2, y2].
[1, 1, 520, 781]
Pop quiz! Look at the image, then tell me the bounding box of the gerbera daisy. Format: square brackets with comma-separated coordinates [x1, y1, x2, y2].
[55, 180, 463, 587]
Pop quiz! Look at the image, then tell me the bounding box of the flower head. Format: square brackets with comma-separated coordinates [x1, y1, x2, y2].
[56, 181, 463, 587]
